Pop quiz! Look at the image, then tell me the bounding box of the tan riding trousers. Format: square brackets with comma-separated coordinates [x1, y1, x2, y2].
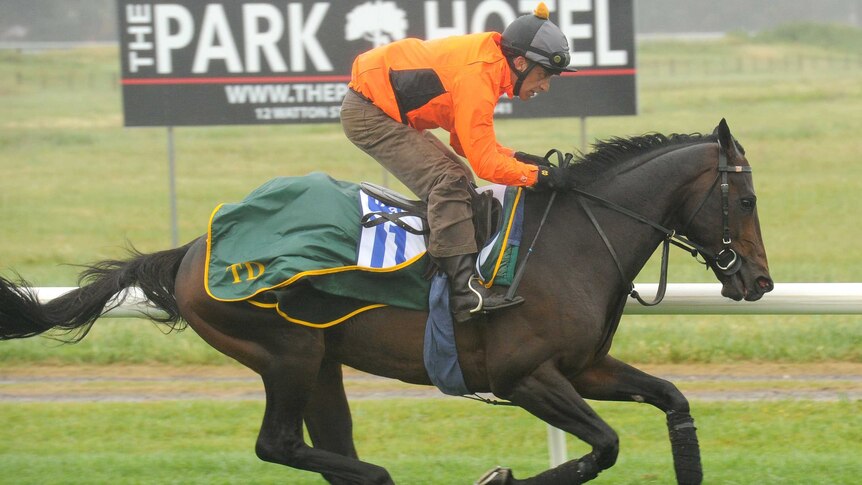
[340, 89, 477, 258]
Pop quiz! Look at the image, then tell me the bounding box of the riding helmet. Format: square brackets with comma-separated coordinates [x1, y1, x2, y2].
[501, 2, 578, 75]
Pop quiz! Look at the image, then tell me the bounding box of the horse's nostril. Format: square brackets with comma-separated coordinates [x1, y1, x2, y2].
[757, 277, 774, 293]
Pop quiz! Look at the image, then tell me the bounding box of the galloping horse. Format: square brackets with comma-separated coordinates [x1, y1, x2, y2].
[0, 119, 773, 484]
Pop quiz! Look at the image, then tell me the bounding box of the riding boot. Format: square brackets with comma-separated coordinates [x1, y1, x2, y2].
[438, 254, 525, 323]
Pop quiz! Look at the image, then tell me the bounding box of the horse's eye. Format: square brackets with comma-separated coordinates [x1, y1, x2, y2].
[740, 198, 756, 211]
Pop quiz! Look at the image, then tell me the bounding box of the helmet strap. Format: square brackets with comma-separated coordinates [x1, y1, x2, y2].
[507, 56, 538, 97]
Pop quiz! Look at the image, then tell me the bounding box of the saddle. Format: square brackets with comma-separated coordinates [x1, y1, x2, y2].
[359, 181, 503, 250]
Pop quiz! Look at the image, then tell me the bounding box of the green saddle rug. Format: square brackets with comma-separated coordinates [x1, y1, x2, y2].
[205, 172, 524, 327]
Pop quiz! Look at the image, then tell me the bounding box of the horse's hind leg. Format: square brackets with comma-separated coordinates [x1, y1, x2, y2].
[571, 355, 702, 485]
[254, 331, 393, 485]
[176, 240, 392, 483]
[183, 308, 392, 484]
[303, 357, 360, 485]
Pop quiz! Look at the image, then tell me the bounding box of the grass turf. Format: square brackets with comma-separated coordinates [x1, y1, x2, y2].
[0, 398, 858, 484]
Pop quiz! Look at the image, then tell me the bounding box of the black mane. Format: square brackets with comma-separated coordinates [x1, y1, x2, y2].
[568, 132, 721, 181]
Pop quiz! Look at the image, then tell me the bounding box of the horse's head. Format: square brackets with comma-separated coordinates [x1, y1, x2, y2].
[681, 119, 774, 301]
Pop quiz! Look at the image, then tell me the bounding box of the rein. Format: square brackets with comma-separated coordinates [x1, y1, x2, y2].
[504, 149, 573, 302]
[507, 141, 751, 307]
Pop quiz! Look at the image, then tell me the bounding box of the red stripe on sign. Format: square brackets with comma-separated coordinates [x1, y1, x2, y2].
[562, 68, 636, 77]
[121, 75, 352, 85]
[121, 69, 635, 85]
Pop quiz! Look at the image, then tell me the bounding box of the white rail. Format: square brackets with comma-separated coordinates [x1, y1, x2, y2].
[34, 283, 862, 317]
[625, 282, 862, 314]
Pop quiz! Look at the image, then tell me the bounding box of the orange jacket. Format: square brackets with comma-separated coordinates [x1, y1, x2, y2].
[349, 32, 539, 187]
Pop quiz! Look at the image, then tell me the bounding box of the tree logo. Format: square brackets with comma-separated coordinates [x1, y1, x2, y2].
[345, 1, 408, 48]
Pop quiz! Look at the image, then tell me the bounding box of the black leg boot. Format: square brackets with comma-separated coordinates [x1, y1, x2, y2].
[438, 254, 525, 323]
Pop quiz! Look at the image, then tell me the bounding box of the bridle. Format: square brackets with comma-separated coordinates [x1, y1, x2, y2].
[576, 140, 751, 306]
[680, 139, 752, 276]
[505, 141, 752, 307]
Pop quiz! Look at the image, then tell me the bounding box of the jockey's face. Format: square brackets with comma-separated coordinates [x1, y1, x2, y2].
[512, 56, 554, 101]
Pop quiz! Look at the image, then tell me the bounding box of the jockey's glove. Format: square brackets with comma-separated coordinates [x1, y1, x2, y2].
[533, 166, 571, 191]
[514, 151, 551, 166]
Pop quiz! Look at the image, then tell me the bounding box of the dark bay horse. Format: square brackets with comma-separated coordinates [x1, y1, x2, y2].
[0, 119, 773, 484]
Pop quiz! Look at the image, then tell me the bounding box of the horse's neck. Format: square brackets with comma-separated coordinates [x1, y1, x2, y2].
[577, 142, 714, 279]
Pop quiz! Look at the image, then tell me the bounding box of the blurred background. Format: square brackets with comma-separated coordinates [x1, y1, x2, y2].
[0, 1, 860, 484]
[2, 0, 862, 42]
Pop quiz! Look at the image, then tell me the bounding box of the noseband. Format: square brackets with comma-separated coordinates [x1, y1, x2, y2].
[568, 141, 751, 306]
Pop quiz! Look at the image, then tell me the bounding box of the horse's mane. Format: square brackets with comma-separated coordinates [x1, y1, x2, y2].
[567, 132, 743, 181]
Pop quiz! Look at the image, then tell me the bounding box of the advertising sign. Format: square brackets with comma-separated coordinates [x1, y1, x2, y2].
[118, 0, 636, 126]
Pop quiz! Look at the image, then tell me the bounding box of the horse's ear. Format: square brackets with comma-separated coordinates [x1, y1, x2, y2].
[714, 118, 730, 142]
[714, 118, 739, 156]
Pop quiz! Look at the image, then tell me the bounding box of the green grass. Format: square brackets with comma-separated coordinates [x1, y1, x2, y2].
[0, 399, 858, 484]
[746, 23, 862, 54]
[1, 29, 862, 365]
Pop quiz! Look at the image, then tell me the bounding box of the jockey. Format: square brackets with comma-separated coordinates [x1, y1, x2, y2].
[341, 2, 576, 323]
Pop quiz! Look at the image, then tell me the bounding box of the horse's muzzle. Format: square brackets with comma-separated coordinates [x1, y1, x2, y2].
[746, 276, 775, 301]
[735, 275, 774, 302]
[719, 264, 773, 302]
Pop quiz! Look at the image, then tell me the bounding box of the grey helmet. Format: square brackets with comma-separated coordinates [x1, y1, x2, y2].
[501, 3, 576, 94]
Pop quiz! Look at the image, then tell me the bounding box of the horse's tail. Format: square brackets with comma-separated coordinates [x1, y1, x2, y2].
[0, 241, 195, 342]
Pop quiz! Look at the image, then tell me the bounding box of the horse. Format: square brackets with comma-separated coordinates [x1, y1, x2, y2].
[0, 119, 773, 484]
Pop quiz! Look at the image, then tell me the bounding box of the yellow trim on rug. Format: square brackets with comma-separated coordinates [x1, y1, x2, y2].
[247, 299, 388, 328]
[203, 203, 225, 302]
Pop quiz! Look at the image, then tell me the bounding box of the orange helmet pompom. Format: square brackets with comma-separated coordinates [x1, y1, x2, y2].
[534, 2, 550, 20]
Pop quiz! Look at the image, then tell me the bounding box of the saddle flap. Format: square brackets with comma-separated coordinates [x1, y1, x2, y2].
[472, 189, 503, 247]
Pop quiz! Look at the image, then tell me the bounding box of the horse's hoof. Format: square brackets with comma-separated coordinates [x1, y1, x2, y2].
[475, 466, 514, 485]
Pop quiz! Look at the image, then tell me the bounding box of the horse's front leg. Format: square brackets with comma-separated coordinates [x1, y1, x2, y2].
[571, 354, 702, 485]
[489, 361, 619, 484]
